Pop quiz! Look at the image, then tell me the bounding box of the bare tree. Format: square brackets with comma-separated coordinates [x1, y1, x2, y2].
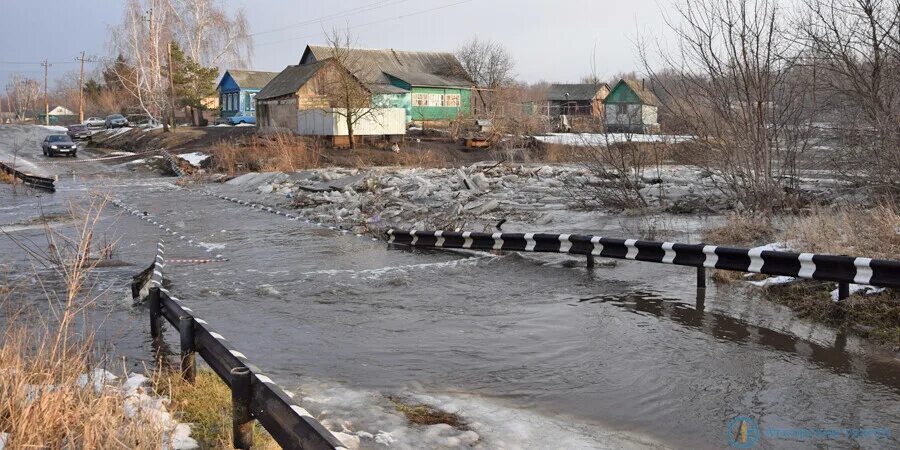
[5, 74, 40, 121]
[456, 37, 515, 113]
[107, 0, 253, 125]
[647, 0, 814, 211]
[796, 0, 900, 194]
[167, 0, 253, 68]
[320, 28, 378, 150]
[108, 0, 172, 124]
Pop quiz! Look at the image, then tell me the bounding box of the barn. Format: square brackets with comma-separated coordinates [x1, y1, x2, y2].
[546, 83, 610, 117]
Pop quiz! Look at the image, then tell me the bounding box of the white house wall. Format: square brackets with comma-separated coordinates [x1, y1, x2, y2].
[297, 108, 406, 136]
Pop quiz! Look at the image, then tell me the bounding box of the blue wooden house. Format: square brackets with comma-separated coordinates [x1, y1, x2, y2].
[216, 70, 279, 125]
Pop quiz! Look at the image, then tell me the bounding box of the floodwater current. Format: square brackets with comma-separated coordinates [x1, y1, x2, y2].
[1, 127, 898, 449]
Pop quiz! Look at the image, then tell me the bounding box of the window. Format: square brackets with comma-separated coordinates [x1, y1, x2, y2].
[248, 93, 256, 111]
[412, 93, 444, 107]
[444, 94, 461, 107]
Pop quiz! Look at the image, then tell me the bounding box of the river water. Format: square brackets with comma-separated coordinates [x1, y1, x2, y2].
[1, 125, 898, 449]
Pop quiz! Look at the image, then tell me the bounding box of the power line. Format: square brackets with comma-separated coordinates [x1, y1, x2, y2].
[250, 0, 410, 37]
[256, 0, 472, 48]
[0, 61, 81, 65]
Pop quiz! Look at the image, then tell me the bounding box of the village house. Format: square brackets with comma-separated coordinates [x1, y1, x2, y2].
[216, 69, 279, 125]
[38, 106, 76, 125]
[546, 83, 610, 117]
[603, 79, 660, 133]
[255, 58, 405, 144]
[299, 45, 473, 125]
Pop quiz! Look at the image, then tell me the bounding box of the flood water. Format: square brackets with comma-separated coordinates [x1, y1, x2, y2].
[1, 130, 898, 449]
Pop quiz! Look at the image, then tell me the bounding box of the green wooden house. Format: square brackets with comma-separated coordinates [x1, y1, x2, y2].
[300, 45, 473, 124]
[603, 79, 660, 133]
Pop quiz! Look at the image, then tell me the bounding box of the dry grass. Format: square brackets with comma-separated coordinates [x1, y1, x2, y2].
[153, 370, 277, 449]
[781, 202, 900, 259]
[386, 395, 467, 429]
[0, 317, 164, 449]
[0, 195, 164, 448]
[0, 170, 16, 185]
[703, 212, 776, 247]
[210, 133, 323, 175]
[762, 282, 900, 347]
[340, 148, 449, 168]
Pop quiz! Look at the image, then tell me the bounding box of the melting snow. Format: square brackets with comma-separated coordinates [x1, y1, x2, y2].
[533, 132, 692, 147]
[177, 152, 210, 167]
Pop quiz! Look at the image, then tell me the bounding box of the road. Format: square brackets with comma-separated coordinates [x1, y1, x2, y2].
[1, 125, 898, 449]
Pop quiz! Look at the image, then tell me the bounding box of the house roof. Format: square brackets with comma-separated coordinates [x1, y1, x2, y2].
[606, 79, 659, 106]
[48, 106, 75, 116]
[547, 83, 609, 101]
[256, 59, 370, 101]
[221, 70, 280, 90]
[301, 45, 472, 88]
[256, 61, 330, 100]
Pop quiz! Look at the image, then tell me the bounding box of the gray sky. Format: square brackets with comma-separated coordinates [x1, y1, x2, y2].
[0, 0, 676, 87]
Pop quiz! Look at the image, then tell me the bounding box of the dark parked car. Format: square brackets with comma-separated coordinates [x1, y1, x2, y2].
[105, 114, 128, 128]
[67, 124, 91, 140]
[41, 134, 78, 157]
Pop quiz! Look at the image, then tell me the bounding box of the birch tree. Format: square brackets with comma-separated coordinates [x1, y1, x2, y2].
[5, 74, 40, 121]
[108, 0, 171, 124]
[167, 0, 253, 68]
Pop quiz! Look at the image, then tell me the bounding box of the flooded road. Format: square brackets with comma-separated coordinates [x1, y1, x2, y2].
[2, 125, 899, 449]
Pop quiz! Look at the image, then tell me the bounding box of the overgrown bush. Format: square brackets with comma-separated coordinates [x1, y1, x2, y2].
[210, 132, 322, 175]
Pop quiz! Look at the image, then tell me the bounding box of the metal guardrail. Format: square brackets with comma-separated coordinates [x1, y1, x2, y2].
[0, 161, 55, 192]
[141, 241, 346, 450]
[386, 229, 900, 295]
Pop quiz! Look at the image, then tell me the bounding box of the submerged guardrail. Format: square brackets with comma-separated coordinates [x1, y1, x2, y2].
[386, 229, 900, 297]
[139, 240, 346, 450]
[0, 161, 55, 192]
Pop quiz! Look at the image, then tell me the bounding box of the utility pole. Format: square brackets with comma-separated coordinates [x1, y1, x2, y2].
[76, 51, 87, 123]
[41, 60, 50, 126]
[167, 41, 177, 131]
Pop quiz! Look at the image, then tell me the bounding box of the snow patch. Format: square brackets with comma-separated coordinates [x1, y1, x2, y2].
[40, 125, 68, 132]
[534, 132, 692, 147]
[830, 284, 886, 302]
[747, 276, 796, 287]
[177, 152, 210, 167]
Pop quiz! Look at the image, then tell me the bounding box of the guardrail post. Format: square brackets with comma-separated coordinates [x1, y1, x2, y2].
[231, 367, 254, 449]
[838, 282, 850, 301]
[586, 254, 595, 269]
[696, 267, 706, 289]
[149, 287, 162, 340]
[178, 315, 196, 383]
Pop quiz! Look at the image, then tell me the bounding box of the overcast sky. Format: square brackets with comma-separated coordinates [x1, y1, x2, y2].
[0, 0, 677, 87]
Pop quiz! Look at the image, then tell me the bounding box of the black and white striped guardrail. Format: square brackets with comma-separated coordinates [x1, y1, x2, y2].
[146, 240, 347, 450]
[386, 230, 900, 289]
[108, 196, 228, 262]
[202, 190, 381, 242]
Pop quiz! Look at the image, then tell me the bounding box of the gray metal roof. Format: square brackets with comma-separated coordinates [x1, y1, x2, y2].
[255, 61, 330, 100]
[547, 83, 609, 101]
[302, 45, 472, 88]
[225, 70, 280, 89]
